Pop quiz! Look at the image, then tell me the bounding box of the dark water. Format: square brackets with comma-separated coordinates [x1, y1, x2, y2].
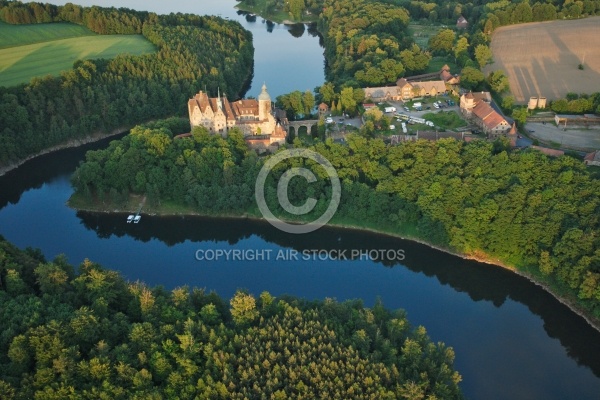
[1, 1, 600, 399]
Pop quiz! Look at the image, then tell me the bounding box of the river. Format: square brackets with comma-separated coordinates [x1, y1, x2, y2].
[1, 1, 600, 399]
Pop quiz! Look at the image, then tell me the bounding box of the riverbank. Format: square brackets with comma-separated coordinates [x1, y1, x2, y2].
[0, 126, 133, 178]
[69, 193, 600, 334]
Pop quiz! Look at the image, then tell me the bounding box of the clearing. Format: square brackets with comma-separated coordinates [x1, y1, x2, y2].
[0, 22, 156, 87]
[408, 23, 441, 49]
[486, 17, 600, 103]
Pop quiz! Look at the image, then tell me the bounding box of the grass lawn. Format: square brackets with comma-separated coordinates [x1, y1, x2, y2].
[0, 21, 95, 48]
[422, 110, 467, 130]
[0, 34, 155, 87]
[427, 56, 459, 74]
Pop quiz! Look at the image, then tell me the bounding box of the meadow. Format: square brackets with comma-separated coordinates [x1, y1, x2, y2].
[0, 21, 94, 48]
[487, 17, 600, 103]
[0, 22, 156, 87]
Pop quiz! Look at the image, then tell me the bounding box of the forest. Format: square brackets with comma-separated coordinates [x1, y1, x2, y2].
[0, 237, 463, 399]
[71, 120, 600, 322]
[0, 1, 254, 169]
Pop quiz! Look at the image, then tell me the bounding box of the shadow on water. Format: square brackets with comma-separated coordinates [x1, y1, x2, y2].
[75, 211, 600, 378]
[0, 133, 127, 209]
[265, 20, 275, 33]
[286, 23, 305, 38]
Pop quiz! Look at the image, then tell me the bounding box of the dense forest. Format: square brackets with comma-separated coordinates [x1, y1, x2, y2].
[317, 0, 430, 88]
[71, 120, 600, 322]
[0, 237, 463, 398]
[0, 1, 253, 169]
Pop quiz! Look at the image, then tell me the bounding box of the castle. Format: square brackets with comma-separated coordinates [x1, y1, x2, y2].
[187, 83, 285, 144]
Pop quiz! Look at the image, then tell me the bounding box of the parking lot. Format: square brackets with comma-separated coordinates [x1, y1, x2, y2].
[525, 122, 600, 151]
[384, 98, 460, 120]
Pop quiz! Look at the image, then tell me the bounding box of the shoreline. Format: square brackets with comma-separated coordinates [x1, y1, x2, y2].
[70, 201, 600, 333]
[0, 126, 132, 178]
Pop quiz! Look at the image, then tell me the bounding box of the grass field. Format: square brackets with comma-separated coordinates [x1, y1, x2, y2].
[486, 17, 600, 103]
[426, 56, 459, 74]
[422, 110, 467, 130]
[0, 22, 156, 87]
[0, 21, 95, 48]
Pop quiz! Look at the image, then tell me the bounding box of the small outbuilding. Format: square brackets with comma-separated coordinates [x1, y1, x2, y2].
[457, 16, 468, 29]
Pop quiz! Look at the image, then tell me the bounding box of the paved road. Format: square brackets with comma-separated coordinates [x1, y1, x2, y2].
[525, 122, 600, 151]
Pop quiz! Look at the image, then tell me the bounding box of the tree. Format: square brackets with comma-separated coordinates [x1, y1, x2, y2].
[474, 44, 492, 68]
[230, 290, 259, 326]
[488, 70, 509, 93]
[453, 37, 469, 64]
[428, 29, 456, 54]
[318, 82, 335, 104]
[339, 87, 357, 114]
[460, 67, 485, 90]
[512, 107, 528, 126]
[302, 90, 315, 116]
[511, 2, 533, 24]
[501, 95, 515, 111]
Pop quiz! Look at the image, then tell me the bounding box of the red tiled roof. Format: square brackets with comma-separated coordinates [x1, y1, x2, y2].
[472, 102, 508, 130]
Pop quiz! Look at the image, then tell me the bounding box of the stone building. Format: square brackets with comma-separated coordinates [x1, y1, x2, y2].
[460, 92, 516, 143]
[187, 83, 285, 144]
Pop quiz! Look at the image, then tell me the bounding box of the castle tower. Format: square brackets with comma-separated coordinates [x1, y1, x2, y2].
[258, 83, 271, 120]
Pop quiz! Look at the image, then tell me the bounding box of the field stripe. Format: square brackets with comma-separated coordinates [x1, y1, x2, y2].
[0, 35, 156, 87]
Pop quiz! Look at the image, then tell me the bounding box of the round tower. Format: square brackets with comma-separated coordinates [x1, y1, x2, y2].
[258, 83, 271, 120]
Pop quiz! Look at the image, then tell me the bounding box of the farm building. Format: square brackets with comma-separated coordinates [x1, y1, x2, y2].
[440, 65, 460, 85]
[460, 92, 517, 143]
[528, 97, 547, 110]
[554, 114, 600, 127]
[457, 16, 468, 29]
[363, 67, 457, 102]
[584, 150, 600, 166]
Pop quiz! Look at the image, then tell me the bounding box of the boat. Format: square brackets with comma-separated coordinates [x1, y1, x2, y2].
[127, 215, 134, 223]
[133, 215, 141, 224]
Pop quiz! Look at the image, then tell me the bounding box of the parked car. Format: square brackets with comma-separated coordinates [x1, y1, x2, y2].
[325, 117, 333, 123]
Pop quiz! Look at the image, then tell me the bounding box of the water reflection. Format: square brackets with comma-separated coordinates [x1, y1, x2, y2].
[287, 23, 305, 38]
[0, 133, 127, 210]
[74, 210, 600, 380]
[265, 19, 275, 33]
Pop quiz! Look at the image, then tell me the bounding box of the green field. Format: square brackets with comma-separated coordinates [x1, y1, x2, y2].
[0, 21, 95, 48]
[426, 56, 459, 74]
[0, 22, 156, 87]
[422, 110, 468, 130]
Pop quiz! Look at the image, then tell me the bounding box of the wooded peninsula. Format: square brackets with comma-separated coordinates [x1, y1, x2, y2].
[0, 237, 462, 398]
